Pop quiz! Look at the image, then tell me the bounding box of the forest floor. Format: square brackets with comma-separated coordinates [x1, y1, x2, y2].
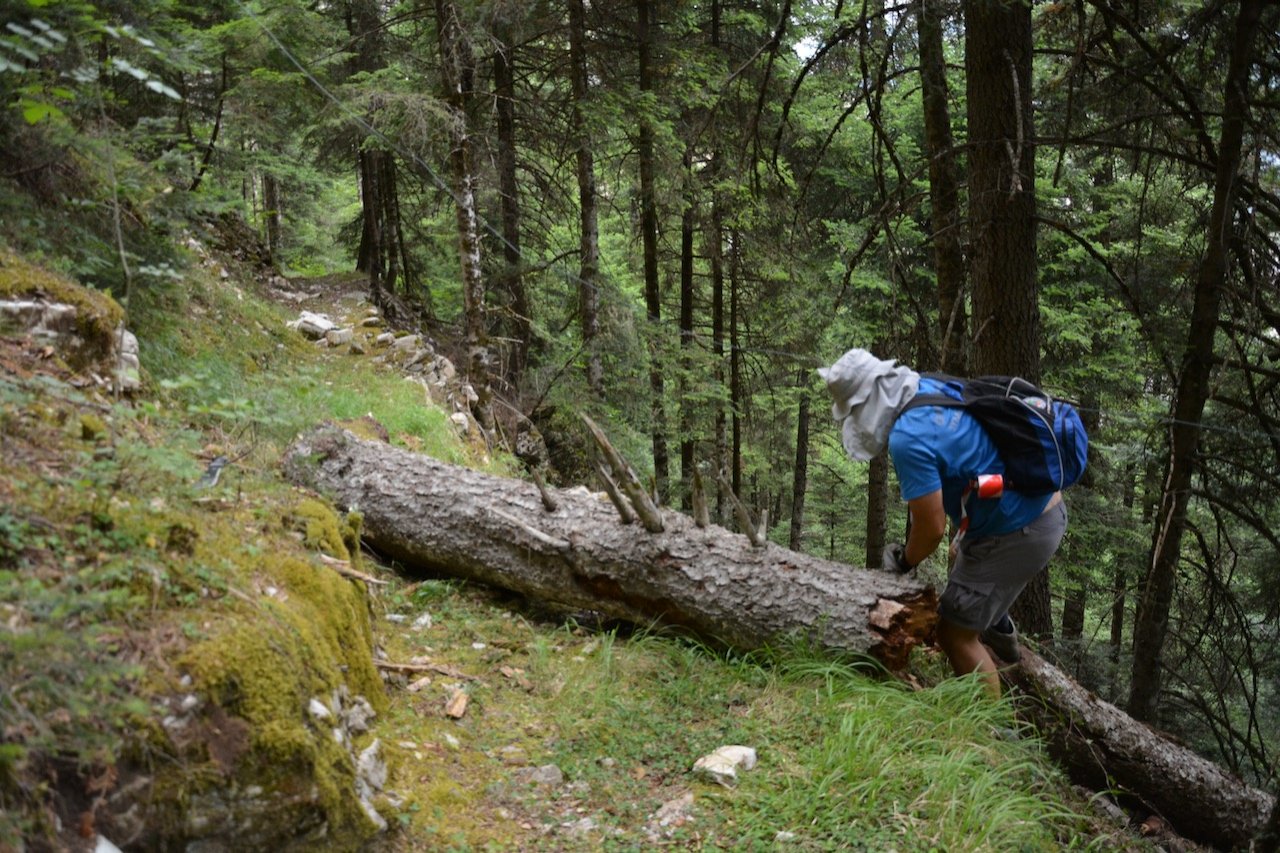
[0, 252, 1169, 851]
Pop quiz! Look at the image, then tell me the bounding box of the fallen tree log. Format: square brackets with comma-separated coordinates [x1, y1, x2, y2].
[1008, 649, 1274, 851]
[282, 425, 937, 667]
[283, 424, 1275, 849]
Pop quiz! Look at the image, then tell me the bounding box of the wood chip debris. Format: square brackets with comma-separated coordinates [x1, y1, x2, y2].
[445, 689, 469, 719]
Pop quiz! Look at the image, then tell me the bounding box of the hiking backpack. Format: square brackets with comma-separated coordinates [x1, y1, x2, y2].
[899, 374, 1089, 495]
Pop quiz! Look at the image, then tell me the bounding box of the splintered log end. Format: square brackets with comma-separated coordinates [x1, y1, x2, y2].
[868, 590, 938, 671]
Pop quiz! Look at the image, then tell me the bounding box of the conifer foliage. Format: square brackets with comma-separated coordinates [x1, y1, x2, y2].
[1, 0, 1278, 804]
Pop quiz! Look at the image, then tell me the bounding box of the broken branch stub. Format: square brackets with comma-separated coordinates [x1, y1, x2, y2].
[692, 468, 710, 528]
[580, 413, 663, 532]
[718, 473, 763, 548]
[594, 461, 636, 525]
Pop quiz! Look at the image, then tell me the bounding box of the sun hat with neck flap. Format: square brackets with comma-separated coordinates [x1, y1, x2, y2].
[818, 348, 921, 461]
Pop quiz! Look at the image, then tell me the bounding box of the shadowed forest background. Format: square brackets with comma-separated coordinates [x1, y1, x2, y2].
[1, 0, 1279, 841]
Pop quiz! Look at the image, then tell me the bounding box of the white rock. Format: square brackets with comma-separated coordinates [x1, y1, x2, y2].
[288, 311, 336, 340]
[692, 745, 757, 787]
[412, 612, 433, 630]
[308, 698, 332, 721]
[357, 739, 387, 792]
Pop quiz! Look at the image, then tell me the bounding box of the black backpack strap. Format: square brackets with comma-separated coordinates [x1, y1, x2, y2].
[899, 392, 964, 415]
[900, 373, 965, 416]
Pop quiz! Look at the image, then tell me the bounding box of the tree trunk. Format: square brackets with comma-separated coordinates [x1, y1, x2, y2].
[679, 151, 697, 511]
[864, 451, 889, 569]
[282, 424, 1277, 851]
[284, 425, 935, 668]
[1128, 0, 1262, 723]
[729, 230, 743, 508]
[1010, 649, 1275, 852]
[377, 153, 401, 295]
[963, 0, 1048, 637]
[356, 149, 386, 307]
[348, 0, 391, 309]
[789, 385, 810, 551]
[567, 0, 603, 398]
[1060, 391, 1100, 672]
[436, 0, 492, 431]
[262, 172, 282, 264]
[637, 0, 669, 500]
[915, 0, 966, 373]
[492, 25, 530, 381]
[711, 162, 726, 525]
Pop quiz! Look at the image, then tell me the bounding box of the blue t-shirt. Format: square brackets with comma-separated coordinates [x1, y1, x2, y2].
[887, 378, 1050, 538]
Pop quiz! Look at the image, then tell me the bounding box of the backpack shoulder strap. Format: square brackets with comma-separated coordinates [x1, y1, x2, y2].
[899, 373, 965, 415]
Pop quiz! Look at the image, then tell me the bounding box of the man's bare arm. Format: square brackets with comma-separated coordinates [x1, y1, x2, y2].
[905, 489, 946, 567]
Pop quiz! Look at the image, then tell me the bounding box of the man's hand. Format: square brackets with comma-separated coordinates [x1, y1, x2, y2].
[882, 542, 915, 574]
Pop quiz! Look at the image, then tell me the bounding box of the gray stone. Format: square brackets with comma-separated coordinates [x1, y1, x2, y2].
[324, 328, 354, 347]
[515, 764, 564, 787]
[341, 695, 376, 734]
[289, 312, 335, 340]
[356, 739, 387, 793]
[390, 334, 420, 351]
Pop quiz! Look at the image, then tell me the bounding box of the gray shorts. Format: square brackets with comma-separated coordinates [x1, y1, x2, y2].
[939, 500, 1068, 632]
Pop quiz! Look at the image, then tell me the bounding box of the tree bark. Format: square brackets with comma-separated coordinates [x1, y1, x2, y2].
[283, 425, 936, 668]
[281, 424, 1277, 851]
[1128, 0, 1262, 724]
[963, 0, 1048, 637]
[1009, 649, 1275, 852]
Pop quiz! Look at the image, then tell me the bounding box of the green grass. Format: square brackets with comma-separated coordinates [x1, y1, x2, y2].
[371, 579, 1135, 851]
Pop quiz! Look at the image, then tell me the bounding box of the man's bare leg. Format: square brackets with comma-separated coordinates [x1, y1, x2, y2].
[937, 619, 1001, 698]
